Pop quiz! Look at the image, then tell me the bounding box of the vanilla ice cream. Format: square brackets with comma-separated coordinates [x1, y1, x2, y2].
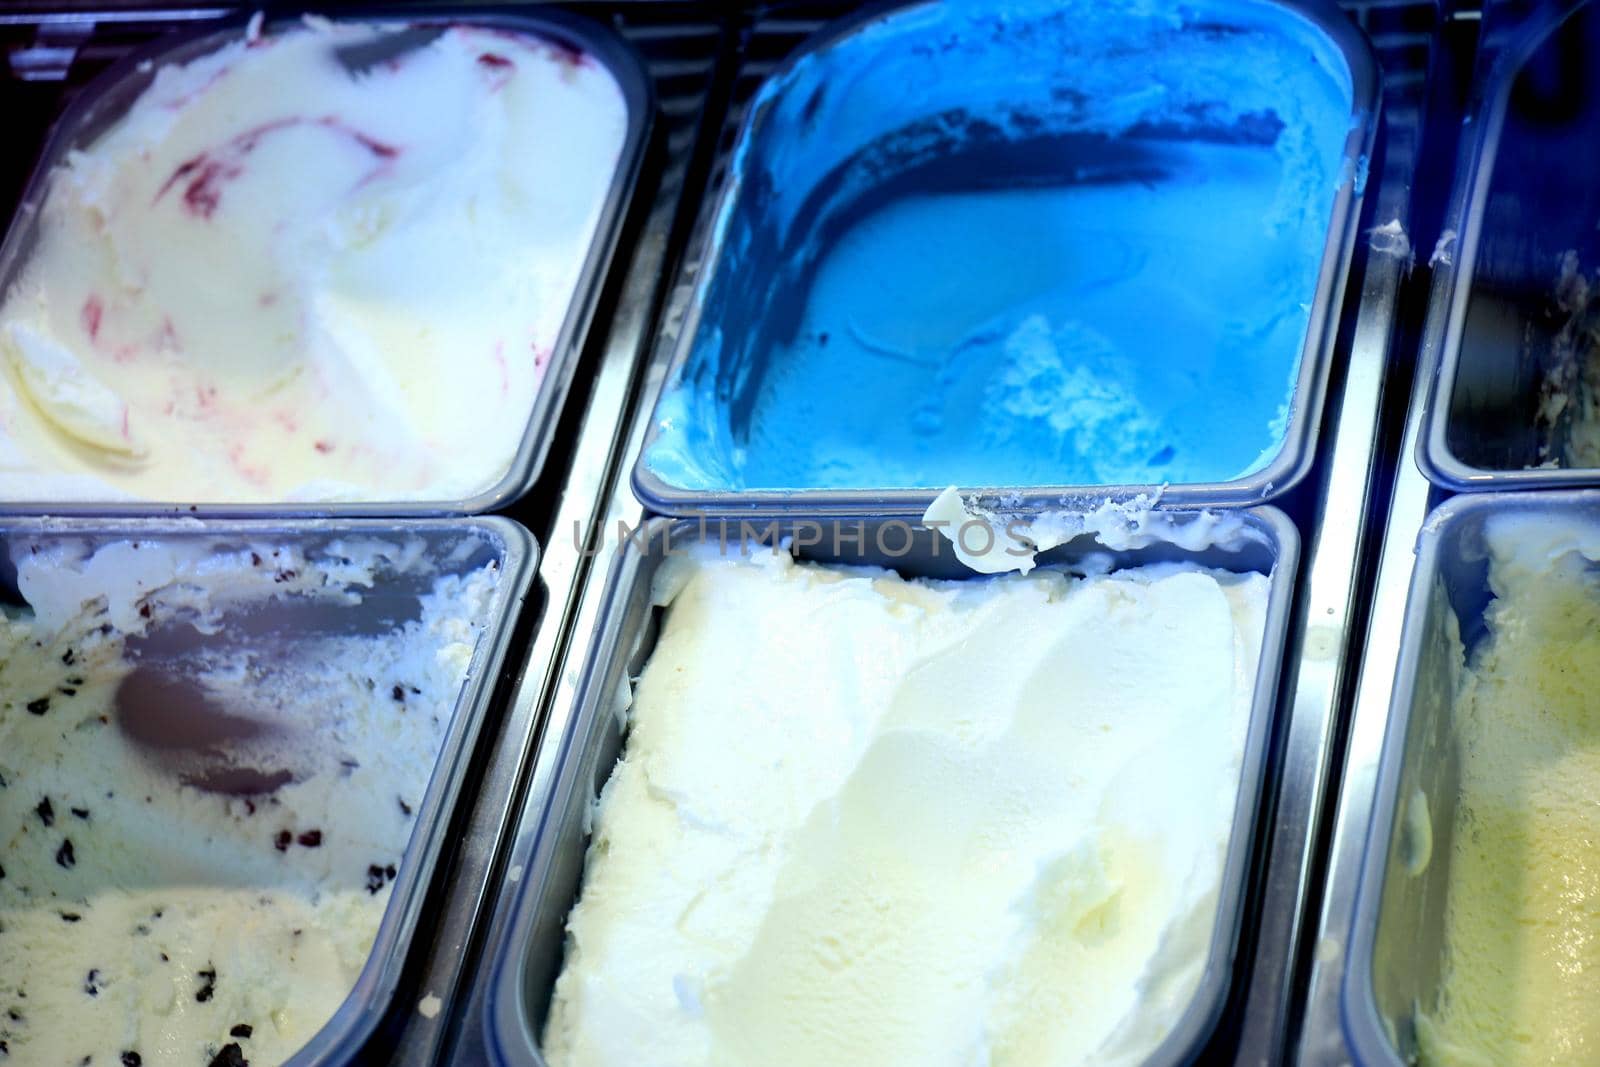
[1413, 513, 1600, 1066]
[543, 548, 1269, 1067]
[0, 17, 629, 503]
[0, 532, 501, 1065]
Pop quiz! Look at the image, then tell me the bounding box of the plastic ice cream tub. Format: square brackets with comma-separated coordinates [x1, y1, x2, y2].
[0, 516, 536, 1065]
[1344, 492, 1600, 1065]
[483, 508, 1300, 1066]
[0, 10, 651, 514]
[633, 0, 1378, 516]
[1418, 0, 1600, 491]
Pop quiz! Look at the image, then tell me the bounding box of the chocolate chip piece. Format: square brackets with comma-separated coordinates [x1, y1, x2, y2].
[366, 865, 385, 893]
[250, 552, 262, 566]
[229, 1024, 253, 1038]
[61, 648, 75, 665]
[71, 807, 89, 820]
[6, 1009, 18, 1021]
[391, 684, 405, 702]
[138, 603, 151, 619]
[195, 967, 216, 1003]
[297, 830, 322, 848]
[59, 687, 77, 697]
[273, 830, 291, 852]
[397, 797, 413, 817]
[84, 969, 99, 996]
[56, 840, 75, 869]
[25, 697, 49, 715]
[0, 862, 6, 880]
[385, 863, 396, 879]
[159, 953, 168, 963]
[60, 912, 81, 922]
[207, 1042, 248, 1067]
[35, 798, 53, 826]
[121, 1053, 141, 1066]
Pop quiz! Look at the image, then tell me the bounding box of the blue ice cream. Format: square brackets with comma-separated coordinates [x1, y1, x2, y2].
[639, 0, 1362, 498]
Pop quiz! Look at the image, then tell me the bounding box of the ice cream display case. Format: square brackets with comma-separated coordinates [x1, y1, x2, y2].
[2, 2, 1556, 1066]
[460, 0, 1443, 1064]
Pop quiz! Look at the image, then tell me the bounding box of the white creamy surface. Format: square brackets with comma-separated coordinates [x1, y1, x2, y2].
[0, 18, 628, 503]
[0, 536, 498, 1065]
[545, 548, 1270, 1067]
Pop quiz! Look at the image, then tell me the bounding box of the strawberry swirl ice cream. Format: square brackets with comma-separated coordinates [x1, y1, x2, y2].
[0, 17, 630, 504]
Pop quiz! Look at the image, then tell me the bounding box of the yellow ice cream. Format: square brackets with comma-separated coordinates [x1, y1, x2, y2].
[1417, 514, 1600, 1067]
